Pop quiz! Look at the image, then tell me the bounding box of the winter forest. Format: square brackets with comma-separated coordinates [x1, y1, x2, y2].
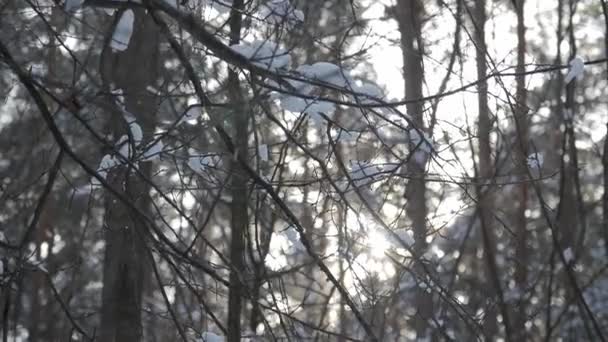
[2, 0, 608, 341]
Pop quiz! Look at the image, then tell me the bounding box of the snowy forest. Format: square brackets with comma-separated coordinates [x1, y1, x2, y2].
[1, 0, 608, 341]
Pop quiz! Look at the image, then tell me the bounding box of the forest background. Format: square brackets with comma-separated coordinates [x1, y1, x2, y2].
[1, 0, 608, 341]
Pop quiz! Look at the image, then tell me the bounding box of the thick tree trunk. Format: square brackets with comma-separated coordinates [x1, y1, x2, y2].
[99, 9, 159, 342]
[395, 0, 430, 338]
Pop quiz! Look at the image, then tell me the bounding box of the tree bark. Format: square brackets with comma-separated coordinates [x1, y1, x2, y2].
[226, 1, 248, 341]
[395, 0, 431, 338]
[603, 0, 608, 257]
[471, 0, 500, 338]
[98, 8, 160, 342]
[513, 0, 529, 339]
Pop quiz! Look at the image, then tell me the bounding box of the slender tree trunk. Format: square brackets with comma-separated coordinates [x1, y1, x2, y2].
[471, 0, 501, 338]
[557, 1, 588, 337]
[226, 1, 248, 341]
[395, 0, 430, 338]
[600, 0, 608, 258]
[513, 0, 529, 339]
[337, 204, 347, 342]
[99, 9, 160, 342]
[248, 123, 274, 334]
[543, 1, 565, 336]
[27, 224, 43, 342]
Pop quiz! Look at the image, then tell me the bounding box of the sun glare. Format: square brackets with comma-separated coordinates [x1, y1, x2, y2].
[366, 228, 390, 259]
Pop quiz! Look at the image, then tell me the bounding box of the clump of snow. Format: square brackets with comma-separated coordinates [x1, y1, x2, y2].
[296, 62, 354, 89]
[527, 152, 543, 169]
[258, 144, 269, 161]
[564, 247, 574, 263]
[142, 140, 164, 161]
[230, 40, 291, 70]
[110, 10, 135, 51]
[92, 154, 118, 185]
[199, 331, 224, 342]
[332, 128, 358, 143]
[267, 59, 383, 131]
[129, 122, 143, 146]
[91, 130, 163, 185]
[201, 0, 233, 14]
[278, 225, 305, 254]
[353, 82, 384, 104]
[178, 106, 202, 126]
[564, 56, 585, 84]
[116, 135, 132, 159]
[188, 154, 222, 175]
[279, 96, 335, 124]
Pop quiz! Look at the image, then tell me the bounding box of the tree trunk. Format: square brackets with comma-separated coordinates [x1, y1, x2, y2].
[99, 8, 160, 342]
[513, 0, 529, 339]
[603, 0, 608, 258]
[248, 122, 276, 334]
[395, 0, 430, 338]
[226, 1, 248, 341]
[472, 0, 500, 338]
[556, 0, 585, 337]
